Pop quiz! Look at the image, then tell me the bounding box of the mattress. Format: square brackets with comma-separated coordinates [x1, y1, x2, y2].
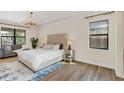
[18, 49, 64, 71]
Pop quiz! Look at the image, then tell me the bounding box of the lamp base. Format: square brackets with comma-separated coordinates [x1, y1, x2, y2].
[68, 45, 71, 50]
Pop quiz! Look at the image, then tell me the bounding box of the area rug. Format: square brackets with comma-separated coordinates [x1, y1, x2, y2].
[0, 61, 63, 81]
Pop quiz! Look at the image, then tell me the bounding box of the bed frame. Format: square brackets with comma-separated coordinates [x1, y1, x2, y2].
[18, 33, 68, 72]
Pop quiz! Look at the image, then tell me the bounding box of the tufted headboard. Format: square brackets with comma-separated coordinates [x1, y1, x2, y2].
[47, 33, 68, 50]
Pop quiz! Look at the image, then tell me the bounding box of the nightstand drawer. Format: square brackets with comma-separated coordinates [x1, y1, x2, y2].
[65, 50, 74, 54]
[64, 50, 75, 62]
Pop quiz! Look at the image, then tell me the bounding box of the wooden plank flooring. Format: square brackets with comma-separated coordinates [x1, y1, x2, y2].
[0, 57, 17, 63]
[0, 57, 124, 81]
[42, 62, 124, 81]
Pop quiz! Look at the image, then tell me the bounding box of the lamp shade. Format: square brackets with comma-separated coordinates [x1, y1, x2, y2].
[68, 39, 72, 45]
[41, 37, 47, 44]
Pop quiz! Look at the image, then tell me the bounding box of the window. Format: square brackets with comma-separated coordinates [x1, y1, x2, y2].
[15, 29, 26, 45]
[89, 20, 108, 50]
[1, 27, 26, 46]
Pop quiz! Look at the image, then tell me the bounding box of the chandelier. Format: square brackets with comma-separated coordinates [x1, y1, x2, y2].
[24, 12, 39, 27]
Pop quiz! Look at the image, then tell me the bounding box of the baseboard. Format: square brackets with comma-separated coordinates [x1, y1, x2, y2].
[74, 60, 114, 70]
[115, 72, 124, 79]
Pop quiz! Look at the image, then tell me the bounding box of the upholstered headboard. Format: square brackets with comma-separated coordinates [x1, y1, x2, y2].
[47, 33, 68, 50]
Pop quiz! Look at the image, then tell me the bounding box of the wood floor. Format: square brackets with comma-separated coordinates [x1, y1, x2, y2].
[0, 57, 17, 63]
[0, 57, 124, 81]
[42, 61, 124, 81]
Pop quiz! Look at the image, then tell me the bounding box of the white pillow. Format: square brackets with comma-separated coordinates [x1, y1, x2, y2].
[4, 46, 12, 51]
[43, 44, 53, 50]
[51, 44, 60, 50]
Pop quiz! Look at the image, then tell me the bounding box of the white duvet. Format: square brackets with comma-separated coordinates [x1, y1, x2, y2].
[19, 49, 64, 70]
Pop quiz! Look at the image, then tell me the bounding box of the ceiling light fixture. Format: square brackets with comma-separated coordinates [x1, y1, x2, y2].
[24, 12, 39, 28]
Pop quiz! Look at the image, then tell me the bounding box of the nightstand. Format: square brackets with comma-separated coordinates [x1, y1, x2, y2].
[64, 50, 75, 63]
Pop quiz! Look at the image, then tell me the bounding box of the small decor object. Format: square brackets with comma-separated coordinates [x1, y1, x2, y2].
[31, 37, 39, 49]
[68, 39, 72, 50]
[68, 45, 71, 50]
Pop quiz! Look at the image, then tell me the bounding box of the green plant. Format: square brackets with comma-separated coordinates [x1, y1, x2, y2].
[31, 37, 39, 49]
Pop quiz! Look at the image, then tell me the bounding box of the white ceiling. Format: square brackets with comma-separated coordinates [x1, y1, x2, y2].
[0, 11, 103, 25]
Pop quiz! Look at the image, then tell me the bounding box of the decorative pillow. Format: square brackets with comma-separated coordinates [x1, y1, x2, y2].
[52, 44, 60, 50]
[4, 46, 12, 51]
[11, 44, 22, 50]
[43, 44, 53, 50]
[59, 44, 63, 50]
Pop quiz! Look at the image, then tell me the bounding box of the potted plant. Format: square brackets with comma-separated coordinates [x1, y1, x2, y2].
[31, 37, 39, 49]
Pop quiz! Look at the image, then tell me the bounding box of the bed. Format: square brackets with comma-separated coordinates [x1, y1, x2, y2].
[18, 33, 68, 72]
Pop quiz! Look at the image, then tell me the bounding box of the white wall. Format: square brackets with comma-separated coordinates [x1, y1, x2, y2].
[38, 12, 117, 69]
[0, 25, 39, 48]
[115, 12, 124, 78]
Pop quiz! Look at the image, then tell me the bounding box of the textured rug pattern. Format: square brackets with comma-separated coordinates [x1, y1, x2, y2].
[0, 61, 63, 81]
